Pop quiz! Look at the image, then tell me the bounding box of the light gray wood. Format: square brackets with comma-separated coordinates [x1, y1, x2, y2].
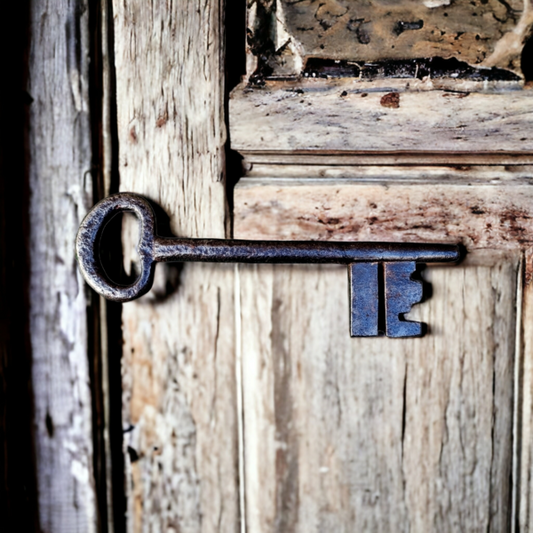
[28, 0, 97, 530]
[246, 164, 533, 181]
[230, 82, 533, 155]
[236, 259, 517, 532]
[112, 1, 239, 531]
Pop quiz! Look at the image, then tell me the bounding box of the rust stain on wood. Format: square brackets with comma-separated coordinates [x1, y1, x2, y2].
[234, 180, 533, 252]
[380, 92, 400, 108]
[525, 247, 533, 285]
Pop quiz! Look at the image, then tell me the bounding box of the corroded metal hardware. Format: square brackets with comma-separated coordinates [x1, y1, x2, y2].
[76, 193, 463, 338]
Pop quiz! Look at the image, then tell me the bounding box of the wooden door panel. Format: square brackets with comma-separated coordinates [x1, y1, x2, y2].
[233, 176, 530, 530]
[236, 258, 518, 532]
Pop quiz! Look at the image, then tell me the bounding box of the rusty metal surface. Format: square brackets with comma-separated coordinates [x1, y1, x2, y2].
[349, 262, 380, 337]
[76, 193, 463, 336]
[384, 261, 425, 338]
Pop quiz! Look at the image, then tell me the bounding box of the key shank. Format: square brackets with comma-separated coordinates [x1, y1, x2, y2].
[153, 237, 459, 265]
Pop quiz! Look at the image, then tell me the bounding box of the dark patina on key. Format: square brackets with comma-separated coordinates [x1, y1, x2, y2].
[76, 193, 463, 338]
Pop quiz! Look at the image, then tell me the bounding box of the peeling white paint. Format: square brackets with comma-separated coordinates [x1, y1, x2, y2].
[423, 0, 451, 7]
[71, 459, 90, 484]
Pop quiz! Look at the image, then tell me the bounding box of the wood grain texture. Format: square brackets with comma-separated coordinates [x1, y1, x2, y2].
[113, 0, 227, 239]
[230, 82, 533, 154]
[246, 164, 533, 179]
[234, 178, 529, 530]
[112, 1, 239, 531]
[236, 259, 517, 532]
[234, 178, 533, 251]
[28, 0, 97, 530]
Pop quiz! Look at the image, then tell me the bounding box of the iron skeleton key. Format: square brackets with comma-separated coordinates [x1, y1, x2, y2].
[76, 193, 463, 338]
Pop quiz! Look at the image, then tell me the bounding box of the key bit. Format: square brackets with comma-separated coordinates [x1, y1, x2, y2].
[349, 263, 380, 337]
[384, 261, 424, 338]
[349, 262, 425, 338]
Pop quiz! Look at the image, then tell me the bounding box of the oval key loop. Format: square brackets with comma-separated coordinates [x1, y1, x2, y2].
[76, 193, 157, 302]
[77, 193, 463, 336]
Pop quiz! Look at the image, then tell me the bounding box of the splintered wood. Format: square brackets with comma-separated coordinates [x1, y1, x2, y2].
[248, 0, 532, 78]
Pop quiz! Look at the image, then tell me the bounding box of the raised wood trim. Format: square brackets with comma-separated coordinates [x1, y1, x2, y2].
[230, 81, 533, 157]
[241, 152, 533, 167]
[234, 177, 533, 252]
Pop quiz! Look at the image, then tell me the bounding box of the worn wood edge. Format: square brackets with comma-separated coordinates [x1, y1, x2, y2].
[230, 83, 533, 153]
[233, 77, 528, 95]
[243, 166, 533, 182]
[234, 264, 246, 533]
[246, 77, 524, 93]
[512, 253, 524, 532]
[28, 0, 97, 530]
[234, 179, 533, 252]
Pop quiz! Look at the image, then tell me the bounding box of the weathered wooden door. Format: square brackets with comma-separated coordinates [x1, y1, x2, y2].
[5, 0, 533, 532]
[227, 2, 533, 532]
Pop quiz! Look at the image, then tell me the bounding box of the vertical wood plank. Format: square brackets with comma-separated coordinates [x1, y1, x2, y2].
[112, 1, 239, 531]
[28, 0, 97, 530]
[238, 259, 517, 532]
[518, 250, 533, 532]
